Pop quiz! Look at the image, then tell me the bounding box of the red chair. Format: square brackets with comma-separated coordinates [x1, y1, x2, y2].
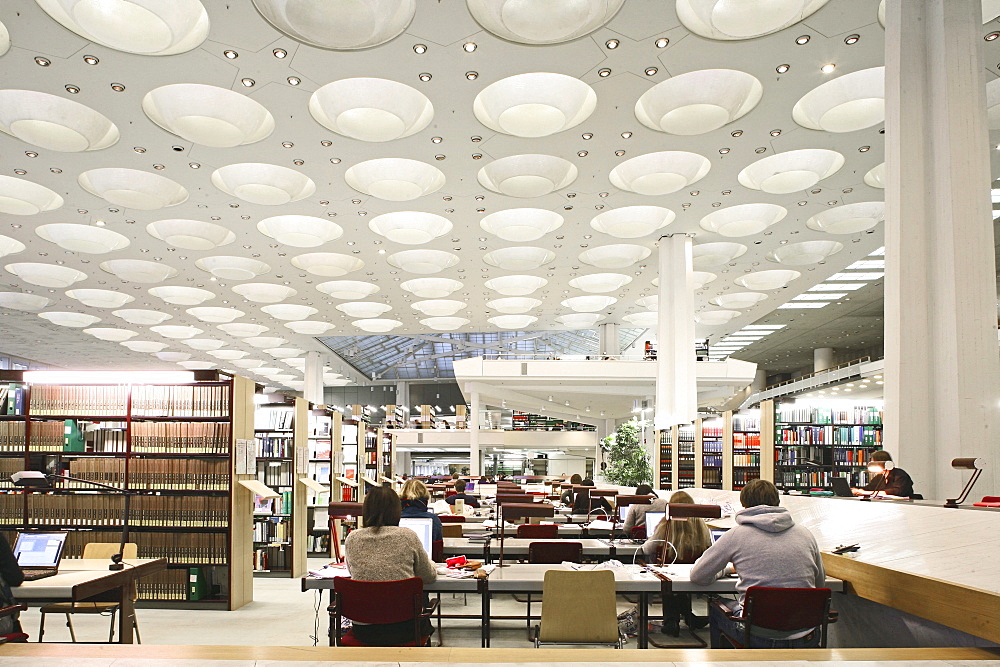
[973, 496, 1000, 507]
[438, 515, 466, 523]
[0, 605, 28, 644]
[444, 490, 457, 499]
[711, 587, 836, 649]
[517, 523, 558, 539]
[328, 577, 438, 647]
[431, 540, 443, 563]
[629, 525, 647, 540]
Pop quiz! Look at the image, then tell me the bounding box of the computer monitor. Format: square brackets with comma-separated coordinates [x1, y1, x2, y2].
[399, 518, 434, 557]
[13, 531, 67, 567]
[618, 504, 632, 521]
[644, 511, 666, 532]
[710, 528, 727, 543]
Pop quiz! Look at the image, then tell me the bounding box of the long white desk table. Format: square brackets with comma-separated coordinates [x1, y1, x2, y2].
[442, 537, 644, 561]
[458, 522, 617, 537]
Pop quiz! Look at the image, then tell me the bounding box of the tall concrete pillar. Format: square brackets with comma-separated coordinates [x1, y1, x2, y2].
[813, 348, 835, 374]
[654, 235, 696, 430]
[751, 369, 768, 393]
[469, 391, 481, 475]
[304, 351, 323, 404]
[598, 323, 620, 356]
[884, 0, 1000, 499]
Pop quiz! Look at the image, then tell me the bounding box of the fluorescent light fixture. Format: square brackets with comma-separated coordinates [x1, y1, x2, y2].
[777, 302, 830, 309]
[847, 260, 884, 270]
[793, 293, 845, 300]
[23, 370, 195, 384]
[808, 283, 866, 291]
[741, 325, 785, 330]
[868, 247, 885, 256]
[827, 272, 883, 281]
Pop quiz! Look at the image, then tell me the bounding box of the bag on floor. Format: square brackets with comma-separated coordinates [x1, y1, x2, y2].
[617, 604, 640, 637]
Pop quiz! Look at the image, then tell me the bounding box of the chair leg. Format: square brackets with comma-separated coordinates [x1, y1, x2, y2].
[38, 611, 46, 643]
[65, 614, 76, 643]
[133, 613, 141, 644]
[108, 608, 117, 643]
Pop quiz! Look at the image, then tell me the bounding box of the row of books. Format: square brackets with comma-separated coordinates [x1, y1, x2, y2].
[777, 425, 881, 446]
[702, 440, 723, 454]
[253, 545, 288, 571]
[733, 433, 761, 448]
[733, 453, 762, 466]
[255, 408, 293, 431]
[253, 517, 290, 543]
[776, 470, 832, 488]
[256, 436, 292, 458]
[702, 469, 722, 486]
[702, 455, 723, 467]
[254, 491, 292, 515]
[85, 425, 127, 452]
[19, 495, 123, 526]
[132, 385, 230, 418]
[64, 458, 230, 490]
[775, 445, 826, 465]
[136, 568, 189, 601]
[1, 385, 25, 415]
[30, 385, 128, 416]
[0, 458, 19, 487]
[256, 461, 293, 488]
[733, 470, 761, 489]
[132, 422, 230, 454]
[777, 405, 883, 425]
[306, 533, 329, 554]
[38, 528, 228, 564]
[0, 421, 26, 451]
[308, 440, 332, 460]
[701, 424, 723, 438]
[131, 495, 229, 527]
[732, 414, 760, 432]
[832, 447, 880, 465]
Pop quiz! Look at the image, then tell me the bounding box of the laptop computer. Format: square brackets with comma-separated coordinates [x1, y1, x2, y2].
[830, 477, 854, 497]
[399, 518, 434, 558]
[14, 531, 68, 581]
[710, 528, 727, 543]
[644, 511, 666, 531]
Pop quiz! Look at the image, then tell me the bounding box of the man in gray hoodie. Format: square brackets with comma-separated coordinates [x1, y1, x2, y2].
[690, 479, 826, 648]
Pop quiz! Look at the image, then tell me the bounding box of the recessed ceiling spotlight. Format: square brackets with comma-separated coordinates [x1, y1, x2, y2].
[64, 85, 80, 94]
[655, 37, 669, 48]
[320, 140, 332, 147]
[463, 42, 477, 52]
[133, 147, 146, 153]
[281, 141, 293, 148]
[153, 164, 165, 170]
[795, 35, 810, 45]
[987, 32, 1000, 41]
[644, 66, 658, 76]
[605, 39, 619, 49]
[50, 168, 62, 173]
[189, 162, 201, 169]
[577, 150, 588, 157]
[731, 129, 743, 137]
[621, 131, 632, 139]
[287, 76, 300, 86]
[273, 48, 287, 58]
[776, 64, 790, 74]
[224, 50, 238, 59]
[465, 71, 479, 80]
[598, 68, 611, 77]
[431, 136, 442, 143]
[859, 145, 870, 152]
[434, 154, 445, 160]
[820, 63, 836, 73]
[582, 132, 593, 140]
[241, 78, 255, 87]
[330, 158, 341, 164]
[754, 146, 767, 153]
[13, 169, 25, 175]
[719, 147, 730, 154]
[414, 44, 427, 54]
[110, 83, 125, 92]
[845, 34, 860, 45]
[24, 151, 37, 158]
[83, 55, 99, 65]
[614, 149, 625, 156]
[293, 159, 304, 165]
[471, 136, 482, 142]
[770, 129, 781, 136]
[34, 57, 50, 66]
[419, 72, 432, 81]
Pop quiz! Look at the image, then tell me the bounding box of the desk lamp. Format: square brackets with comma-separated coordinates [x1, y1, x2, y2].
[664, 503, 723, 564]
[497, 502, 554, 568]
[328, 501, 364, 562]
[861, 460, 893, 501]
[944, 457, 985, 508]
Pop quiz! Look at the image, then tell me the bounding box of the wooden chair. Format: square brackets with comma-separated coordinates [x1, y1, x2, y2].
[520, 541, 583, 632]
[533, 570, 623, 648]
[516, 523, 558, 539]
[38, 543, 139, 643]
[438, 515, 465, 523]
[329, 576, 438, 646]
[0, 605, 28, 644]
[441, 523, 463, 538]
[711, 587, 836, 649]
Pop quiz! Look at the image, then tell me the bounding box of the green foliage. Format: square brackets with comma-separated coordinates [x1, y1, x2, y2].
[603, 419, 653, 487]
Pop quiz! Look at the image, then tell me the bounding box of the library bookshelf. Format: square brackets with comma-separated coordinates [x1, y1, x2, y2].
[306, 406, 339, 556]
[655, 427, 673, 491]
[0, 370, 256, 610]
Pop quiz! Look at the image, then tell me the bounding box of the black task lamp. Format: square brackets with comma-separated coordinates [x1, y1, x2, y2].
[944, 458, 985, 508]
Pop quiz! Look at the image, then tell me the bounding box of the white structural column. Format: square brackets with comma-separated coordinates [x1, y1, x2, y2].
[654, 235, 697, 430]
[884, 0, 1000, 499]
[469, 390, 481, 475]
[813, 348, 834, 373]
[599, 323, 620, 356]
[303, 351, 323, 404]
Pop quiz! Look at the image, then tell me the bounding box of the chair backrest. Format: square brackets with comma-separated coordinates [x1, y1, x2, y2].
[528, 541, 582, 564]
[982, 496, 1000, 503]
[431, 539, 443, 563]
[517, 523, 558, 539]
[630, 525, 647, 540]
[438, 514, 465, 523]
[538, 569, 619, 643]
[441, 524, 463, 538]
[334, 577, 423, 624]
[496, 493, 532, 503]
[616, 494, 653, 509]
[743, 587, 832, 634]
[82, 542, 137, 559]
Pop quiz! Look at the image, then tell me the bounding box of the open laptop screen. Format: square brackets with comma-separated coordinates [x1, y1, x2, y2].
[618, 504, 632, 521]
[14, 532, 67, 567]
[399, 518, 434, 558]
[644, 511, 666, 532]
[710, 528, 727, 543]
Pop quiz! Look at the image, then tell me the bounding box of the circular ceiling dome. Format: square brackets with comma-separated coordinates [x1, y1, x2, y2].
[317, 280, 380, 299]
[695, 309, 741, 325]
[39, 311, 101, 328]
[578, 244, 651, 269]
[353, 318, 403, 333]
[411, 300, 466, 317]
[482, 247, 555, 271]
[806, 201, 885, 234]
[181, 338, 225, 351]
[622, 311, 657, 327]
[636, 69, 762, 135]
[257, 215, 343, 248]
[284, 321, 335, 335]
[100, 259, 178, 283]
[0, 235, 24, 259]
[635, 296, 657, 310]
[557, 313, 604, 329]
[562, 295, 616, 312]
[400, 278, 463, 298]
[121, 340, 169, 353]
[387, 249, 460, 274]
[156, 352, 192, 362]
[734, 269, 801, 291]
[218, 323, 270, 338]
[0, 292, 53, 311]
[676, 0, 831, 40]
[486, 297, 542, 314]
[590, 206, 675, 238]
[336, 302, 392, 319]
[0, 89, 119, 152]
[488, 314, 538, 329]
[292, 253, 365, 277]
[211, 163, 316, 205]
[480, 209, 564, 242]
[65, 289, 135, 309]
[699, 203, 787, 237]
[142, 84, 274, 148]
[262, 304, 319, 320]
[5, 262, 86, 288]
[78, 168, 188, 211]
[420, 317, 470, 331]
[767, 240, 844, 266]
[252, 0, 415, 50]
[147, 286, 215, 306]
[467, 0, 625, 44]
[113, 309, 173, 325]
[345, 158, 444, 201]
[185, 307, 245, 323]
[609, 151, 711, 195]
[692, 242, 747, 269]
[711, 292, 767, 309]
[0, 175, 63, 215]
[368, 212, 453, 244]
[35, 224, 130, 254]
[309, 78, 433, 142]
[568, 272, 631, 293]
[483, 275, 546, 296]
[231, 283, 298, 304]
[146, 219, 235, 251]
[473, 72, 596, 137]
[0, 21, 8, 57]
[244, 337, 288, 349]
[195, 256, 270, 281]
[738, 149, 845, 195]
[35, 0, 209, 54]
[864, 163, 885, 189]
[793, 67, 885, 133]
[478, 154, 578, 198]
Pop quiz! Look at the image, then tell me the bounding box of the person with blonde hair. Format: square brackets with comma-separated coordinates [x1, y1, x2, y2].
[641, 490, 713, 636]
[400, 478, 443, 544]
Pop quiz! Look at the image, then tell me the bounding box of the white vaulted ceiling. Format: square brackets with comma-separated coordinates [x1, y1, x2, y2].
[0, 0, 998, 386]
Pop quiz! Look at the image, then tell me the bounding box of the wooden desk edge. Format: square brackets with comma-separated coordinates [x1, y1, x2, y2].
[1, 645, 999, 662]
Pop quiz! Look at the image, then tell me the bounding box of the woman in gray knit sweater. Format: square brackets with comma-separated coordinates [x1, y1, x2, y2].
[344, 485, 437, 645]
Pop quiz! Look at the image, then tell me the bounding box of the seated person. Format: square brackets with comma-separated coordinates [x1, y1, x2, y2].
[445, 479, 480, 508]
[559, 473, 583, 505]
[400, 478, 443, 544]
[640, 490, 712, 636]
[622, 483, 667, 535]
[852, 450, 915, 498]
[0, 533, 23, 588]
[571, 478, 613, 516]
[690, 479, 825, 649]
[344, 486, 437, 646]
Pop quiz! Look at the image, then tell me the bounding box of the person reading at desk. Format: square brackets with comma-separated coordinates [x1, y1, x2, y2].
[344, 485, 437, 646]
[0, 533, 23, 589]
[445, 479, 480, 508]
[622, 483, 667, 536]
[572, 478, 613, 515]
[852, 450, 915, 498]
[400, 479, 443, 544]
[559, 474, 583, 505]
[690, 479, 825, 649]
